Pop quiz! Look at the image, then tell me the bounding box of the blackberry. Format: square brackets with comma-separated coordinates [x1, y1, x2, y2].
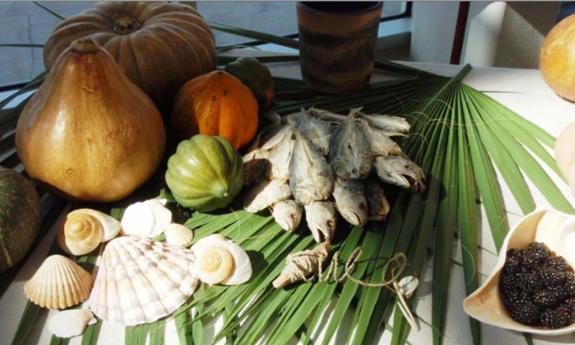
[505, 249, 523, 271]
[540, 306, 572, 329]
[548, 285, 567, 300]
[546, 256, 567, 271]
[533, 289, 558, 308]
[509, 302, 541, 325]
[565, 298, 575, 308]
[522, 252, 540, 269]
[527, 242, 549, 262]
[564, 282, 575, 298]
[517, 272, 544, 292]
[540, 268, 567, 287]
[500, 272, 521, 292]
[502, 289, 530, 310]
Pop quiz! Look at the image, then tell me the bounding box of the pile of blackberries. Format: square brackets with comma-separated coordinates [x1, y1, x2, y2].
[499, 242, 575, 329]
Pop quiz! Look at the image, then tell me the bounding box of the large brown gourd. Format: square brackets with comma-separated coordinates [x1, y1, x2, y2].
[43, 1, 216, 111]
[16, 38, 166, 202]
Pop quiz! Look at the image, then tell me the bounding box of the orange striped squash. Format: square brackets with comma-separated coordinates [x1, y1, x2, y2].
[170, 71, 259, 149]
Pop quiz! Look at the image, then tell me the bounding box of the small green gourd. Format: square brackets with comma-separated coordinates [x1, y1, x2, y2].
[165, 135, 244, 212]
[0, 167, 41, 272]
[225, 57, 274, 109]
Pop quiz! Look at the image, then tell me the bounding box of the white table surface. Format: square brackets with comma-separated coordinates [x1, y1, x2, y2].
[2, 60, 575, 345]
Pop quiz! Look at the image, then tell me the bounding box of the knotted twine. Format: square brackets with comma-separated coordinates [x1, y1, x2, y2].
[273, 242, 419, 330]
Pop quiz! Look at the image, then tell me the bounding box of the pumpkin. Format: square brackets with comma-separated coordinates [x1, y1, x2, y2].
[0, 167, 41, 272]
[540, 14, 575, 101]
[225, 57, 275, 109]
[170, 71, 259, 149]
[16, 38, 166, 202]
[43, 1, 216, 112]
[165, 135, 244, 212]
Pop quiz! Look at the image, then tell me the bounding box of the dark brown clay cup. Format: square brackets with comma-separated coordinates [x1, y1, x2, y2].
[297, 1, 383, 93]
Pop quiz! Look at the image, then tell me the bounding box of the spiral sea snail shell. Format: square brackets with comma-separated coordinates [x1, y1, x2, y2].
[191, 234, 252, 285]
[57, 208, 121, 256]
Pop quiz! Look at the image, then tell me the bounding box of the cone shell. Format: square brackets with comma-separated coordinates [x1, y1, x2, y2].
[165, 223, 194, 246]
[191, 234, 252, 285]
[463, 209, 575, 335]
[58, 210, 104, 256]
[88, 236, 199, 326]
[24, 255, 93, 309]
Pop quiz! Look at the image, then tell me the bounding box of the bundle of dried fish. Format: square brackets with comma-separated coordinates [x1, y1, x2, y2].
[243, 107, 425, 242]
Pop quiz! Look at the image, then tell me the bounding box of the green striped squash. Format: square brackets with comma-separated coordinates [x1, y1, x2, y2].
[165, 135, 244, 212]
[0, 167, 41, 272]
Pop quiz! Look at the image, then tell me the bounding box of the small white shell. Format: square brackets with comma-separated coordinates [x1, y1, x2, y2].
[121, 199, 172, 238]
[165, 224, 194, 246]
[48, 309, 94, 338]
[397, 276, 419, 299]
[191, 234, 252, 285]
[463, 209, 575, 335]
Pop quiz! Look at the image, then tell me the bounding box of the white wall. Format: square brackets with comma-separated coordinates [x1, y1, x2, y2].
[410, 1, 561, 68]
[410, 1, 459, 64]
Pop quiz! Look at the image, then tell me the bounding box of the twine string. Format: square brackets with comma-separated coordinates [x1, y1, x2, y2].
[279, 245, 419, 330]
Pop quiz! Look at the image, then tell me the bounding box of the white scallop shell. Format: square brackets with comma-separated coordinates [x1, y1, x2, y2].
[463, 209, 575, 335]
[191, 234, 252, 285]
[165, 224, 194, 246]
[24, 255, 93, 309]
[121, 199, 172, 238]
[48, 309, 95, 338]
[88, 236, 199, 326]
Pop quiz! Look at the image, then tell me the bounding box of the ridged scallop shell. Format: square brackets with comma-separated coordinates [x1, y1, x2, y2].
[48, 309, 94, 338]
[121, 199, 172, 238]
[58, 210, 104, 256]
[89, 236, 199, 326]
[165, 224, 194, 246]
[191, 234, 252, 285]
[24, 255, 93, 309]
[463, 209, 575, 335]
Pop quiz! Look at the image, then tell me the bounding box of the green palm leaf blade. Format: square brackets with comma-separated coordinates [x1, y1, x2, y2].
[467, 87, 556, 148]
[81, 320, 102, 345]
[431, 88, 460, 345]
[460, 92, 509, 251]
[466, 91, 573, 214]
[467, 106, 536, 214]
[455, 90, 481, 345]
[319, 229, 380, 345]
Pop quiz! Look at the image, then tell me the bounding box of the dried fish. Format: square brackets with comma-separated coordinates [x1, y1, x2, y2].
[270, 199, 303, 231]
[304, 201, 337, 243]
[308, 108, 410, 137]
[329, 110, 373, 179]
[333, 178, 367, 226]
[289, 132, 333, 205]
[244, 179, 292, 212]
[243, 106, 425, 241]
[364, 113, 411, 137]
[358, 115, 402, 157]
[288, 109, 332, 155]
[374, 154, 425, 191]
[243, 125, 296, 183]
[365, 179, 390, 221]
